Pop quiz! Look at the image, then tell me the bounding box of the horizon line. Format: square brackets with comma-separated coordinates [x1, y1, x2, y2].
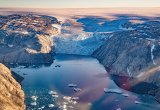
[1, 7, 160, 9]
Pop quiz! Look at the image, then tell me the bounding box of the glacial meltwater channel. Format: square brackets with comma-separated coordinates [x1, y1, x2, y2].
[11, 54, 160, 110]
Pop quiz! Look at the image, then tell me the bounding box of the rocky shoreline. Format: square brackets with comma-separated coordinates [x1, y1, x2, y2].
[0, 14, 60, 64]
[92, 20, 160, 103]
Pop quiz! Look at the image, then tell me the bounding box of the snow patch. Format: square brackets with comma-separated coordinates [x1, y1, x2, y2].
[151, 44, 156, 65]
[127, 67, 132, 77]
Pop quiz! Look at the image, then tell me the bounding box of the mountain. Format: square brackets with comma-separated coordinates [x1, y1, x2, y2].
[0, 63, 25, 110]
[0, 14, 60, 64]
[92, 20, 160, 102]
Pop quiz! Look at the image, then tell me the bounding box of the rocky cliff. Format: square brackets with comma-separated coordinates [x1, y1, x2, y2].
[92, 20, 160, 102]
[0, 14, 60, 64]
[0, 63, 25, 110]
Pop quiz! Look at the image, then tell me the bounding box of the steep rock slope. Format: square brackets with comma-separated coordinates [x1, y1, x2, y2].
[0, 63, 25, 110]
[0, 14, 60, 64]
[92, 20, 160, 102]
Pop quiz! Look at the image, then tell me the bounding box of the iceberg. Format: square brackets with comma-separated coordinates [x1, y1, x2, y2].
[68, 84, 77, 87]
[104, 88, 123, 94]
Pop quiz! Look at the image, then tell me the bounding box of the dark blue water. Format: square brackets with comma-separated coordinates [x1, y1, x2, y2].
[11, 54, 160, 110]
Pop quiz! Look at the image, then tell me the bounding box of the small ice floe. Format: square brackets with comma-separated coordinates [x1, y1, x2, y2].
[59, 104, 67, 110]
[52, 94, 59, 98]
[8, 44, 13, 48]
[134, 100, 142, 104]
[31, 96, 38, 101]
[55, 65, 61, 67]
[63, 96, 72, 102]
[31, 102, 37, 106]
[68, 106, 74, 109]
[63, 102, 68, 105]
[48, 104, 55, 108]
[63, 104, 67, 109]
[104, 88, 123, 94]
[48, 91, 57, 95]
[68, 84, 77, 87]
[72, 101, 77, 105]
[38, 106, 45, 110]
[122, 93, 129, 97]
[17, 66, 26, 69]
[41, 106, 45, 109]
[72, 97, 79, 100]
[116, 108, 122, 110]
[73, 88, 81, 92]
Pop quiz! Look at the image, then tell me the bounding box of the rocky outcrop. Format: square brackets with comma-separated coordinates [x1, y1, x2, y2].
[0, 63, 25, 110]
[92, 20, 160, 102]
[0, 14, 60, 64]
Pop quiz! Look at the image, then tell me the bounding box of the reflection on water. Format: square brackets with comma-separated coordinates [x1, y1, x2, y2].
[11, 54, 160, 110]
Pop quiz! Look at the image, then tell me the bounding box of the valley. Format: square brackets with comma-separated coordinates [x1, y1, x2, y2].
[0, 8, 160, 110]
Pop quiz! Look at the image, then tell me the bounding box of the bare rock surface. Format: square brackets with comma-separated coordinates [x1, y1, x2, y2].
[0, 63, 25, 110]
[0, 14, 60, 64]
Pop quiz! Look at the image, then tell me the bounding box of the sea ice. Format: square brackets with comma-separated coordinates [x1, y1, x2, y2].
[63, 96, 72, 101]
[31, 102, 37, 106]
[31, 96, 38, 101]
[48, 91, 57, 95]
[104, 88, 123, 94]
[68, 84, 77, 87]
[73, 88, 82, 92]
[48, 104, 55, 108]
[122, 93, 129, 97]
[134, 100, 142, 104]
[116, 108, 122, 110]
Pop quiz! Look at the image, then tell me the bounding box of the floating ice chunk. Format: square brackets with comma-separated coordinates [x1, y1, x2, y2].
[48, 91, 57, 95]
[122, 93, 129, 97]
[134, 100, 142, 104]
[72, 101, 77, 105]
[104, 88, 123, 94]
[63, 104, 67, 109]
[48, 104, 55, 108]
[63, 102, 68, 105]
[52, 94, 59, 98]
[41, 106, 45, 109]
[31, 96, 38, 101]
[72, 97, 79, 100]
[68, 84, 77, 87]
[68, 106, 74, 109]
[73, 88, 81, 92]
[31, 102, 37, 106]
[116, 108, 122, 110]
[63, 96, 72, 101]
[8, 44, 13, 47]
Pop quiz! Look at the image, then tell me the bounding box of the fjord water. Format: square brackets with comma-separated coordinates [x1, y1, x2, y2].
[11, 54, 160, 110]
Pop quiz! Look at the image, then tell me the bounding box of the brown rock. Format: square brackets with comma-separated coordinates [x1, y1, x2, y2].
[0, 63, 25, 110]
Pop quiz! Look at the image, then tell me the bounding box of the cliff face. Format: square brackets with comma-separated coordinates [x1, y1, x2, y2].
[0, 63, 25, 110]
[93, 20, 160, 83]
[92, 20, 160, 102]
[0, 14, 60, 64]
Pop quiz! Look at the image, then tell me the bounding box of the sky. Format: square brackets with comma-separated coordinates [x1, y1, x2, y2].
[0, 0, 160, 8]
